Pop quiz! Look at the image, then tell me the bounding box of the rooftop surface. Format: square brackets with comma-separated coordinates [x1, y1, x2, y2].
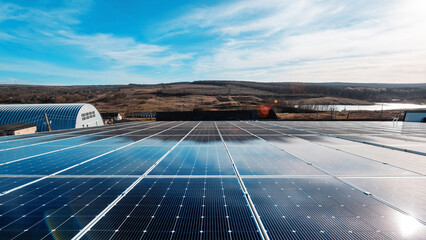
[0, 121, 425, 239]
[0, 122, 36, 131]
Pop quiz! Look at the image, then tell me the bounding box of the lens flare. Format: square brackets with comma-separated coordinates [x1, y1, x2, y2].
[44, 201, 83, 239]
[398, 214, 422, 237]
[257, 104, 272, 118]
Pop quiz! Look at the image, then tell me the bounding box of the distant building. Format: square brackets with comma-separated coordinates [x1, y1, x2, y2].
[0, 103, 104, 132]
[404, 110, 426, 122]
[101, 112, 123, 123]
[0, 122, 37, 136]
[125, 112, 156, 118]
[156, 110, 278, 121]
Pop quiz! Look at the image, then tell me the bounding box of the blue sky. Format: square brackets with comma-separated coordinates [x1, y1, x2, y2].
[0, 0, 425, 85]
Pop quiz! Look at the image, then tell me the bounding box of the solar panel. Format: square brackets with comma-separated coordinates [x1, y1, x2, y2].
[85, 178, 260, 239]
[0, 121, 425, 239]
[244, 177, 426, 239]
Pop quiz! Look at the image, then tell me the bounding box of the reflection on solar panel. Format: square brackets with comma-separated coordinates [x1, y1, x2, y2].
[0, 121, 425, 239]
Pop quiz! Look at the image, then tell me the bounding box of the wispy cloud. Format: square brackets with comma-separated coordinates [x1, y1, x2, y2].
[1, 0, 425, 84]
[0, 0, 192, 71]
[0, 77, 33, 85]
[167, 0, 352, 37]
[170, 0, 426, 83]
[56, 31, 193, 68]
[0, 1, 83, 27]
[0, 59, 159, 85]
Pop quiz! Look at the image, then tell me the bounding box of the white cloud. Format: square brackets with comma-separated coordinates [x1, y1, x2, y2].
[174, 0, 426, 83]
[219, 51, 426, 83]
[0, 59, 159, 84]
[169, 0, 351, 37]
[0, 1, 82, 26]
[0, 1, 192, 69]
[0, 32, 15, 40]
[1, 0, 425, 83]
[56, 31, 193, 68]
[0, 77, 30, 85]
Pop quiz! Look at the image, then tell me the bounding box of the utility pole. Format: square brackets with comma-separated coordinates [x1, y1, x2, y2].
[44, 113, 52, 132]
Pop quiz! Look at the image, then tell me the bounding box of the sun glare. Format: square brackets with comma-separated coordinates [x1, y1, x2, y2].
[398, 214, 423, 237]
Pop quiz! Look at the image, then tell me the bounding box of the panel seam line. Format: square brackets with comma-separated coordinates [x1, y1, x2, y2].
[215, 121, 270, 240]
[0, 121, 179, 196]
[71, 121, 201, 240]
[261, 122, 426, 156]
[0, 121, 172, 166]
[232, 121, 426, 226]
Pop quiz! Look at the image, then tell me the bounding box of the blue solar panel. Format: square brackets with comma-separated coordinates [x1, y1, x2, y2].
[244, 177, 426, 239]
[0, 177, 136, 239]
[0, 121, 425, 239]
[149, 146, 235, 176]
[0, 177, 39, 192]
[86, 178, 260, 239]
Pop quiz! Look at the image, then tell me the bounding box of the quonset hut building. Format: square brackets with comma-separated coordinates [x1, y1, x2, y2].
[404, 109, 426, 122]
[0, 103, 104, 132]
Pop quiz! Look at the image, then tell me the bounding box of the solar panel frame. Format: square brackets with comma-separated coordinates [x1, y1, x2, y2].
[0, 120, 425, 240]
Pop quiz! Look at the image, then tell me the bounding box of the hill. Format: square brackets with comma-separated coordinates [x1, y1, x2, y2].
[1, 81, 425, 115]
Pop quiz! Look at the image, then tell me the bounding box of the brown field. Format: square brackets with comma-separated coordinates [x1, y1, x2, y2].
[277, 110, 402, 121]
[1, 81, 424, 120]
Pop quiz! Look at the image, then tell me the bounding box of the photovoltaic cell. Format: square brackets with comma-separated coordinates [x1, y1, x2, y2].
[0, 120, 424, 240]
[243, 177, 426, 240]
[225, 144, 325, 175]
[342, 177, 426, 221]
[273, 143, 416, 176]
[0, 178, 135, 239]
[86, 178, 261, 240]
[235, 122, 419, 177]
[0, 177, 39, 193]
[62, 145, 171, 176]
[266, 121, 426, 154]
[149, 146, 235, 176]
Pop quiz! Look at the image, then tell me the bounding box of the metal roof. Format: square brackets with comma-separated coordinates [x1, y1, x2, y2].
[0, 104, 86, 131]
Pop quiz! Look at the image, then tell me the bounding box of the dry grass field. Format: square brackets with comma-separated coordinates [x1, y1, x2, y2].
[1, 81, 424, 120]
[277, 110, 402, 121]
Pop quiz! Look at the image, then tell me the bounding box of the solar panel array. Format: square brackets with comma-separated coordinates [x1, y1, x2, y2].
[0, 121, 425, 240]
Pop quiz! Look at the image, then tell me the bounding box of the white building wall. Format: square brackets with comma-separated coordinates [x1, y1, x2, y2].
[75, 104, 104, 128]
[114, 113, 122, 121]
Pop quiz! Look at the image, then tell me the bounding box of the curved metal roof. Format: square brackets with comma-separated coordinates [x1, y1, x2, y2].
[0, 104, 85, 131]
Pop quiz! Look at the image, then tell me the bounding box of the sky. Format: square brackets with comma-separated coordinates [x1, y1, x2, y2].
[0, 0, 425, 85]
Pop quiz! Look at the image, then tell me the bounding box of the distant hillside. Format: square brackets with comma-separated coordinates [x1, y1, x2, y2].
[194, 81, 426, 89]
[1, 81, 425, 114]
